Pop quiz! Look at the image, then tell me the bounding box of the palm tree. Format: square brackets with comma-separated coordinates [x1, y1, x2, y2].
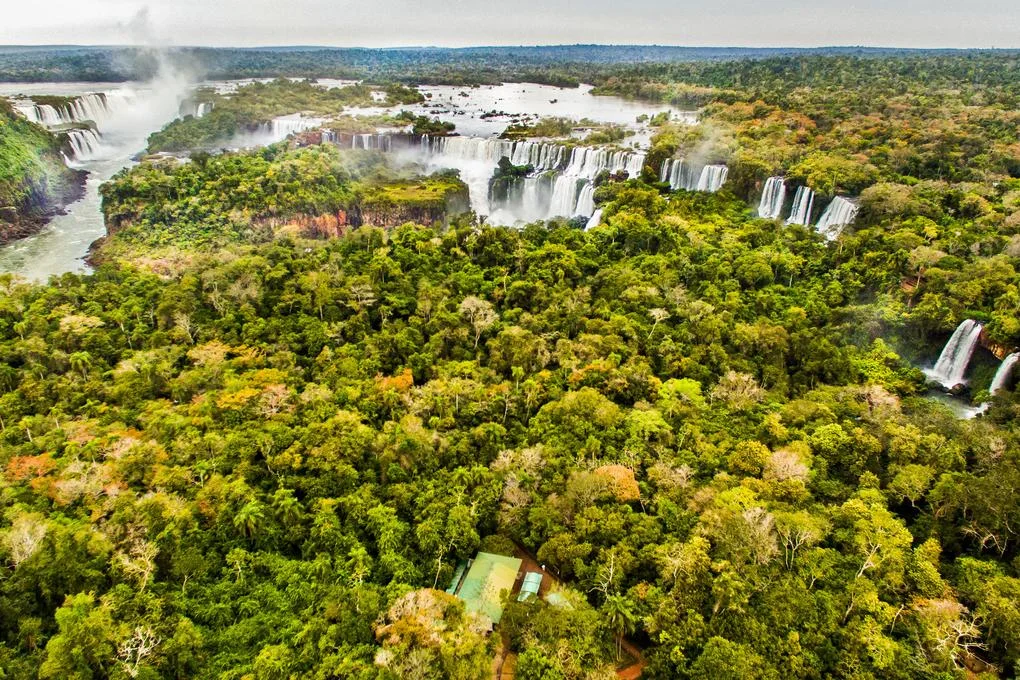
[234, 500, 266, 542]
[602, 594, 638, 661]
[68, 351, 92, 380]
[271, 488, 304, 529]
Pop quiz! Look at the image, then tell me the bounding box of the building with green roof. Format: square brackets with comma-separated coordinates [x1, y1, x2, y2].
[446, 552, 523, 628]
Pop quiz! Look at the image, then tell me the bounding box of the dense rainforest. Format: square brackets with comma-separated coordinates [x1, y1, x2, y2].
[0, 100, 83, 244]
[0, 52, 1019, 679]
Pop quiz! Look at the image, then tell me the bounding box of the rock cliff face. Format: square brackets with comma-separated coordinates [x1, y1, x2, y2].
[0, 170, 87, 245]
[980, 330, 1017, 361]
[259, 185, 470, 239]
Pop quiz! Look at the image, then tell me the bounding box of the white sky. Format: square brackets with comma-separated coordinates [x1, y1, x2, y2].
[1, 0, 1018, 48]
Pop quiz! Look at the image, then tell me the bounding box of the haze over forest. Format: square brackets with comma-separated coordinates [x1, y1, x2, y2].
[2, 1, 1019, 48]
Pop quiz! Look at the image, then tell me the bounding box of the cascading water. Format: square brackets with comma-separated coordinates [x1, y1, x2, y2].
[269, 114, 326, 140]
[659, 158, 728, 193]
[352, 133, 393, 151]
[14, 92, 137, 164]
[696, 165, 729, 193]
[62, 129, 102, 163]
[574, 183, 596, 217]
[815, 196, 860, 239]
[786, 186, 815, 226]
[757, 176, 787, 219]
[989, 353, 1019, 395]
[180, 101, 213, 118]
[420, 135, 643, 221]
[585, 208, 604, 231]
[16, 93, 118, 128]
[548, 175, 585, 217]
[660, 158, 697, 191]
[924, 319, 984, 389]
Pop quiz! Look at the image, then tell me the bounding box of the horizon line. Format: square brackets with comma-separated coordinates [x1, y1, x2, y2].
[0, 43, 1016, 51]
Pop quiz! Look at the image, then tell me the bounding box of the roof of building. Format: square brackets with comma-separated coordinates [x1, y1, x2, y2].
[518, 571, 543, 601]
[445, 560, 469, 595]
[451, 552, 523, 625]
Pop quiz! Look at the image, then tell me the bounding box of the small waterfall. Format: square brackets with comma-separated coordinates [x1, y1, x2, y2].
[63, 128, 102, 163]
[351, 133, 395, 151]
[757, 176, 787, 219]
[548, 175, 584, 217]
[660, 158, 727, 192]
[489, 173, 554, 223]
[574, 183, 596, 217]
[660, 158, 697, 191]
[925, 319, 984, 389]
[585, 208, 604, 231]
[696, 165, 729, 193]
[17, 103, 64, 127]
[269, 114, 326, 140]
[509, 141, 565, 170]
[990, 353, 1019, 395]
[786, 186, 815, 226]
[815, 196, 860, 239]
[180, 101, 214, 118]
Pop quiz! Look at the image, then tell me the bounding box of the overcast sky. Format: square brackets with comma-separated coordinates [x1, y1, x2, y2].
[2, 1, 1018, 48]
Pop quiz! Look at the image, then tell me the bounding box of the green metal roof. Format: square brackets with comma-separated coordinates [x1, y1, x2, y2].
[445, 560, 468, 594]
[452, 552, 522, 625]
[518, 571, 543, 601]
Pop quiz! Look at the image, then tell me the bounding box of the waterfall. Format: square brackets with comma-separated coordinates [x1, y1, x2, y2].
[585, 208, 604, 231]
[548, 175, 584, 217]
[509, 141, 565, 170]
[925, 320, 984, 389]
[351, 133, 395, 151]
[815, 196, 860, 239]
[786, 186, 815, 226]
[269, 114, 326, 140]
[660, 158, 696, 191]
[421, 135, 643, 220]
[574, 182, 596, 217]
[757, 176, 787, 219]
[181, 101, 213, 118]
[63, 128, 102, 163]
[518, 175, 554, 222]
[696, 165, 729, 193]
[660, 158, 727, 192]
[990, 353, 1019, 395]
[16, 93, 120, 130]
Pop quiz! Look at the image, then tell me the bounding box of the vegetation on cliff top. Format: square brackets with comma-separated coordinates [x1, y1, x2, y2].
[100, 143, 467, 256]
[146, 79, 423, 153]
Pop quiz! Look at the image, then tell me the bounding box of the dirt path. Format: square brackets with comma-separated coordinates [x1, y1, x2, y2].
[616, 637, 647, 679]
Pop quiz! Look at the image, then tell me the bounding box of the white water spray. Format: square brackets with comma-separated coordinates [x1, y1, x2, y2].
[815, 196, 860, 239]
[786, 186, 815, 226]
[925, 319, 984, 389]
[758, 176, 787, 219]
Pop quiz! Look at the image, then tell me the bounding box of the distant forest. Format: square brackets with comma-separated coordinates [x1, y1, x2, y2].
[0, 44, 1016, 85]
